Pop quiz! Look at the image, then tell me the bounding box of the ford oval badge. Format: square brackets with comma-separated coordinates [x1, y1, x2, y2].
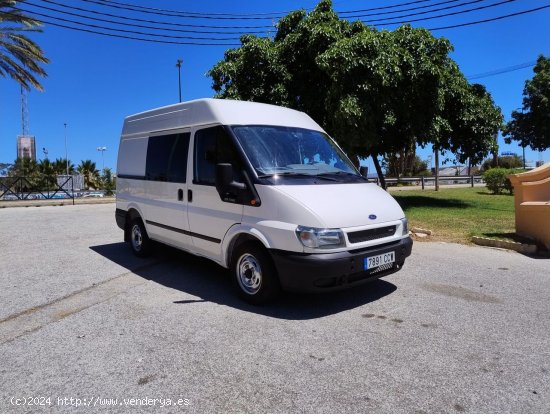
[369, 214, 377, 220]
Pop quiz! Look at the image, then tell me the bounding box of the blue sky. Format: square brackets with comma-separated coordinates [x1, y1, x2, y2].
[1, 0, 549, 172]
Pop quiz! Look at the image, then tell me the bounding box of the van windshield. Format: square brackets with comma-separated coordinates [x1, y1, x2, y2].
[230, 126, 359, 178]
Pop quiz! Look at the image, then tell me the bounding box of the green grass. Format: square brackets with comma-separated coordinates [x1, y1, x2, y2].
[391, 187, 518, 244]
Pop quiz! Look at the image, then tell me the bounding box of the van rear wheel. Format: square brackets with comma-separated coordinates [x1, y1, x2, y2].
[232, 243, 280, 305]
[129, 218, 152, 257]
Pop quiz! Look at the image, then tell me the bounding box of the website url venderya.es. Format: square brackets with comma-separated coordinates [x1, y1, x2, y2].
[9, 396, 191, 408]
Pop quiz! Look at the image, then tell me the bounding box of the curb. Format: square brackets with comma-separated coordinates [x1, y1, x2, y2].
[411, 227, 432, 235]
[471, 236, 538, 255]
[0, 198, 116, 208]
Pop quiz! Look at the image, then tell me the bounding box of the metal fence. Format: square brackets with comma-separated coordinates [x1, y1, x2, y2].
[0, 175, 78, 204]
[368, 175, 484, 190]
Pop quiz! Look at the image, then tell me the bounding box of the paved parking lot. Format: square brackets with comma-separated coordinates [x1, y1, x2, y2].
[0, 203, 549, 413]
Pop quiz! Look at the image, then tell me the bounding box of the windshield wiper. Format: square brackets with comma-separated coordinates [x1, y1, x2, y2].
[317, 171, 365, 180]
[317, 171, 360, 177]
[257, 172, 339, 181]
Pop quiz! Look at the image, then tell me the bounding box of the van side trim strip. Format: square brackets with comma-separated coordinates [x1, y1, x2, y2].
[145, 220, 221, 244]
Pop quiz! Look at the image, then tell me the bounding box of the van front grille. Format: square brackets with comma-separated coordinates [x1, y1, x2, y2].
[347, 225, 397, 244]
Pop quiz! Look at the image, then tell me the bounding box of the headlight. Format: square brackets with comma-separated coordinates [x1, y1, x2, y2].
[295, 226, 345, 249]
[401, 218, 409, 235]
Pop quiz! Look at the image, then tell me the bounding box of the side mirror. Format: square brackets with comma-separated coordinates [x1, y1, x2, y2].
[215, 163, 246, 196]
[359, 166, 369, 178]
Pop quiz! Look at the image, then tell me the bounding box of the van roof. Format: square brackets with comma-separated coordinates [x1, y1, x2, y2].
[122, 98, 325, 136]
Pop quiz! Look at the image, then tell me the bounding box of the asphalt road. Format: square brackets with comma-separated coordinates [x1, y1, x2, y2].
[0, 203, 549, 413]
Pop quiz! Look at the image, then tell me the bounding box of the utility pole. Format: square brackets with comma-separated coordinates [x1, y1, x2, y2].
[64, 123, 69, 175]
[176, 59, 183, 102]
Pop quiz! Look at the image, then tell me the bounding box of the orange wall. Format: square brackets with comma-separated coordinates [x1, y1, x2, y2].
[509, 163, 550, 250]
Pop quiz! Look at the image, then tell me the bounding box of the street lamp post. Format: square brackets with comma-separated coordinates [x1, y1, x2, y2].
[64, 123, 69, 175]
[176, 59, 183, 102]
[97, 146, 107, 172]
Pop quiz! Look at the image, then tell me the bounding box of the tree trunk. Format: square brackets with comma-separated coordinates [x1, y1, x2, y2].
[434, 150, 440, 191]
[372, 154, 386, 190]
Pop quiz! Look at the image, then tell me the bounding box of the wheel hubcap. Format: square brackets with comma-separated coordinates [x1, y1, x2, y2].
[131, 224, 142, 251]
[237, 253, 262, 295]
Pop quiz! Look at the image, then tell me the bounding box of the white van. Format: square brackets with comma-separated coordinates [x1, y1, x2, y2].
[116, 99, 412, 304]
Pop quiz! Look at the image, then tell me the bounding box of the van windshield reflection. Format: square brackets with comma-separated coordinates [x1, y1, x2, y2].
[230, 126, 359, 178]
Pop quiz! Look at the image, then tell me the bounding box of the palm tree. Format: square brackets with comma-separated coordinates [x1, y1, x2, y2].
[52, 157, 75, 175]
[9, 157, 37, 177]
[77, 159, 100, 190]
[8, 156, 39, 192]
[38, 158, 54, 175]
[100, 167, 115, 195]
[37, 158, 56, 189]
[0, 0, 49, 90]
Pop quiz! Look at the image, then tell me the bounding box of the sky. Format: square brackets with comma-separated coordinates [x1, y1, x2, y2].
[0, 0, 549, 173]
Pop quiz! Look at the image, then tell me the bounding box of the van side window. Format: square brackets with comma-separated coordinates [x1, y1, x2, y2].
[146, 132, 190, 182]
[194, 126, 241, 186]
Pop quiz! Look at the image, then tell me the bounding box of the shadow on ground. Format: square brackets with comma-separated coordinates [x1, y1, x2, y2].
[90, 242, 397, 320]
[476, 191, 513, 197]
[393, 195, 470, 211]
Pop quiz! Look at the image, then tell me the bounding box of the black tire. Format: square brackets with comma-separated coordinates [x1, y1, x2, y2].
[231, 242, 280, 305]
[128, 217, 152, 257]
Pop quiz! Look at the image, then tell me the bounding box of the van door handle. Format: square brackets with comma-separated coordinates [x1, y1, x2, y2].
[178, 189, 184, 201]
[187, 189, 193, 203]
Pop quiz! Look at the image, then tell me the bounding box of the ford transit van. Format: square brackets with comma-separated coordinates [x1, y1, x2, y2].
[116, 99, 412, 304]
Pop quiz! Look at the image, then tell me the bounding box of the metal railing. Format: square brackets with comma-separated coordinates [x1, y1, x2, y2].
[368, 175, 484, 190]
[0, 176, 75, 204]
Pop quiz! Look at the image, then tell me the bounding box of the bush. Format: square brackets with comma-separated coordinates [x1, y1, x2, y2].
[483, 168, 512, 194]
[504, 169, 525, 195]
[483, 168, 522, 195]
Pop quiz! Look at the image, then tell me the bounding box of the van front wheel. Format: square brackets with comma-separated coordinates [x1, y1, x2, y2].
[232, 243, 280, 305]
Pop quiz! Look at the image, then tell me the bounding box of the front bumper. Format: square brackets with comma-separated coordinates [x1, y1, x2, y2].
[270, 237, 413, 293]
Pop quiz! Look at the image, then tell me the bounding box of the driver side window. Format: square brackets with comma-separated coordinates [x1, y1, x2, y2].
[194, 126, 242, 186]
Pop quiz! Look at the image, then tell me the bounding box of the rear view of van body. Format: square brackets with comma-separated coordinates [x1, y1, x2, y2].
[116, 99, 412, 304]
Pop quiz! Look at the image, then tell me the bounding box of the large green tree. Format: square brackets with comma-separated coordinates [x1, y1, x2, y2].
[318, 24, 459, 187]
[430, 80, 502, 186]
[209, 0, 357, 128]
[208, 0, 502, 187]
[0, 0, 49, 90]
[503, 55, 550, 151]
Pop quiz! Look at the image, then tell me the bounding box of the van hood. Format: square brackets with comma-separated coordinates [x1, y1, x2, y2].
[273, 183, 405, 228]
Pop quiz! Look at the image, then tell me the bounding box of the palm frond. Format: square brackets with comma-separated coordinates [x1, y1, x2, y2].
[0, 0, 49, 90]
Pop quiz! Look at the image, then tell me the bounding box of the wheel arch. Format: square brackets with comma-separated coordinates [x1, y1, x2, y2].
[124, 205, 146, 242]
[223, 226, 271, 269]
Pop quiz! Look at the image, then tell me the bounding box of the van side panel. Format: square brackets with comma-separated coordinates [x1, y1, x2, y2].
[117, 136, 147, 178]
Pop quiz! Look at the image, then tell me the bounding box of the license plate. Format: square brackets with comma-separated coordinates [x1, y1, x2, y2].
[364, 251, 395, 270]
